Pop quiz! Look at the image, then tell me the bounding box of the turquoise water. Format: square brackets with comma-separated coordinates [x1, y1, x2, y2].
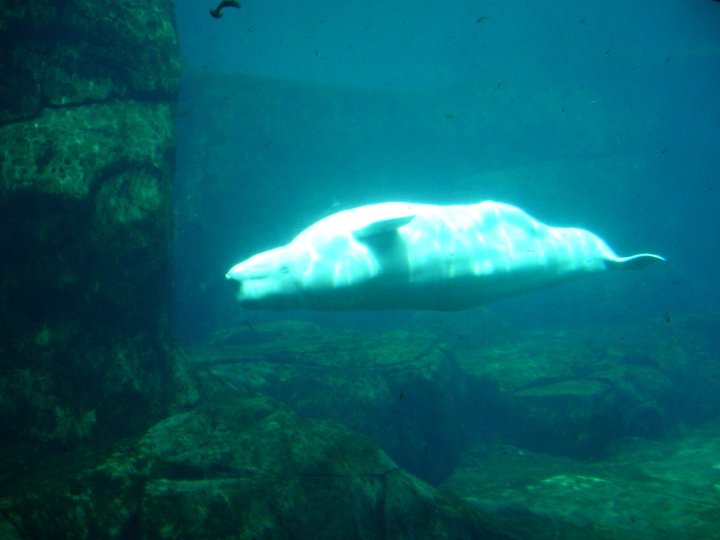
[170, 3, 720, 534]
[173, 0, 720, 339]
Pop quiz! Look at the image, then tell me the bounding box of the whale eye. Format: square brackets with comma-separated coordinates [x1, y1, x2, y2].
[279, 265, 290, 274]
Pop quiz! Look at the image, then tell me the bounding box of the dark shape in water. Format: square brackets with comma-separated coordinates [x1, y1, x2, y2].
[210, 0, 241, 19]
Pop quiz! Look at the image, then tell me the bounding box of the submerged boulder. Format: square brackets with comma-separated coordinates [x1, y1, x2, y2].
[442, 425, 720, 540]
[0, 391, 508, 539]
[193, 316, 720, 484]
[192, 321, 496, 484]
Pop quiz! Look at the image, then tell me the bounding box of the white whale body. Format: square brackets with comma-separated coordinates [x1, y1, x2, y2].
[226, 201, 664, 311]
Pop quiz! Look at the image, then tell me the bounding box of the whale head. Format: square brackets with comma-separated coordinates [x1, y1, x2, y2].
[225, 246, 310, 309]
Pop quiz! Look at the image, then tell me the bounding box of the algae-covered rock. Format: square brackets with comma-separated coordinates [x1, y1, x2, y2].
[0, 392, 508, 539]
[442, 424, 720, 539]
[0, 0, 188, 447]
[451, 318, 720, 458]
[194, 316, 720, 483]
[192, 321, 495, 484]
[0, 101, 174, 199]
[0, 0, 179, 123]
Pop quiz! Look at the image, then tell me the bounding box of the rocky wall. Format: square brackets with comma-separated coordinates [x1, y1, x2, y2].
[0, 0, 188, 447]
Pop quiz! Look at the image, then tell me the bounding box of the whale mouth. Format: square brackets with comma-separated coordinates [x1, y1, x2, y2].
[226, 265, 246, 281]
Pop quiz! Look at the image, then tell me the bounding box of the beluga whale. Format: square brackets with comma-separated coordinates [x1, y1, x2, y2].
[225, 201, 664, 311]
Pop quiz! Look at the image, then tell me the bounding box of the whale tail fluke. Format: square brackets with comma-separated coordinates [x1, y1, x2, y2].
[607, 253, 665, 270]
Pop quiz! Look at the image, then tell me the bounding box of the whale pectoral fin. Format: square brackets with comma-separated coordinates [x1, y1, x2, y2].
[607, 253, 666, 270]
[353, 214, 415, 241]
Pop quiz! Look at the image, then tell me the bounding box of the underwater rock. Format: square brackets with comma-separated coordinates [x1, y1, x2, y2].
[0, 0, 180, 122]
[452, 319, 720, 458]
[0, 392, 509, 539]
[441, 426, 720, 539]
[192, 321, 497, 484]
[194, 317, 720, 482]
[0, 0, 188, 447]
